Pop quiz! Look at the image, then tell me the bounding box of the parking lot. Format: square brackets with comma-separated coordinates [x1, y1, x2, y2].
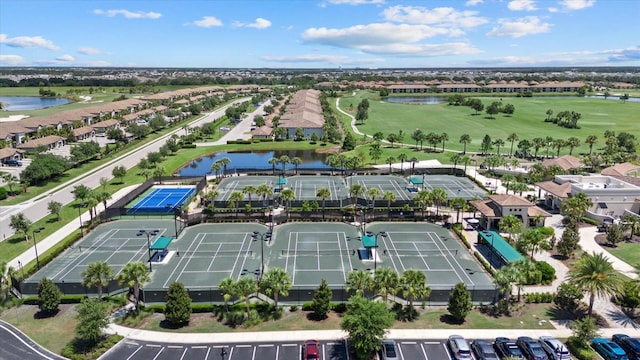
[102, 339, 454, 360]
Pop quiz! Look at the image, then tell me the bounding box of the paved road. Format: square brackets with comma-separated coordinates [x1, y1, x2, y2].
[0, 99, 249, 241]
[197, 100, 270, 146]
[0, 320, 67, 360]
[101, 338, 454, 360]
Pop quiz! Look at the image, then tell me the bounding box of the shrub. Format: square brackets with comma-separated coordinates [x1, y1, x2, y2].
[289, 305, 298, 312]
[566, 337, 596, 360]
[191, 304, 215, 313]
[0, 187, 7, 200]
[332, 302, 347, 313]
[301, 302, 313, 311]
[535, 261, 556, 284]
[524, 292, 554, 303]
[616, 282, 640, 309]
[581, 217, 599, 226]
[473, 251, 495, 276]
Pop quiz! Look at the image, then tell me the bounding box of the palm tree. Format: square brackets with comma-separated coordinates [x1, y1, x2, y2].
[268, 157, 279, 175]
[366, 187, 380, 209]
[229, 191, 245, 218]
[257, 184, 274, 208]
[492, 138, 505, 156]
[568, 252, 625, 317]
[431, 188, 447, 217]
[117, 261, 151, 310]
[501, 174, 515, 195]
[461, 155, 471, 173]
[236, 276, 258, 318]
[415, 190, 432, 218]
[291, 157, 302, 175]
[349, 184, 364, 223]
[566, 137, 581, 156]
[373, 267, 399, 303]
[451, 197, 467, 224]
[585, 135, 598, 155]
[544, 136, 554, 159]
[397, 153, 408, 173]
[210, 161, 222, 179]
[95, 190, 111, 212]
[0, 262, 15, 301]
[383, 191, 396, 217]
[450, 153, 461, 175]
[507, 133, 519, 157]
[409, 157, 418, 176]
[346, 270, 372, 296]
[561, 192, 593, 223]
[316, 188, 331, 220]
[279, 155, 290, 176]
[459, 134, 471, 154]
[243, 185, 257, 207]
[219, 157, 231, 177]
[218, 277, 236, 313]
[279, 189, 296, 219]
[400, 269, 430, 311]
[532, 137, 545, 159]
[385, 156, 396, 174]
[82, 261, 113, 299]
[1, 173, 18, 195]
[440, 132, 449, 153]
[260, 268, 292, 311]
[499, 214, 523, 243]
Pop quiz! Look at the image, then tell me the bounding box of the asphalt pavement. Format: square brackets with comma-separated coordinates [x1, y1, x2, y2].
[0, 320, 67, 360]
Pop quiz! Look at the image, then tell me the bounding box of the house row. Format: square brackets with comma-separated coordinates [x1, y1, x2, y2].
[252, 89, 326, 140]
[387, 81, 587, 94]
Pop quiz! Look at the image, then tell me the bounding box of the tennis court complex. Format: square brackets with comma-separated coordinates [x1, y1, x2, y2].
[215, 176, 273, 202]
[350, 175, 413, 201]
[128, 185, 195, 214]
[415, 174, 486, 200]
[286, 175, 348, 201]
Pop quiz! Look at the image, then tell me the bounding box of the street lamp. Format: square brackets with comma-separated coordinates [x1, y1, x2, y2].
[32, 227, 45, 270]
[17, 260, 24, 280]
[138, 229, 159, 272]
[365, 231, 387, 274]
[173, 204, 183, 238]
[252, 230, 271, 280]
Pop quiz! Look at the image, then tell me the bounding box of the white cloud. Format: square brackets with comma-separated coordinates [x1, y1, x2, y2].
[93, 9, 161, 19]
[382, 6, 488, 29]
[0, 55, 25, 65]
[470, 45, 639, 66]
[356, 42, 482, 57]
[192, 16, 223, 28]
[85, 60, 112, 67]
[486, 16, 551, 38]
[559, 0, 596, 10]
[508, 0, 537, 11]
[323, 0, 385, 5]
[0, 34, 59, 50]
[56, 54, 75, 62]
[466, 0, 484, 6]
[233, 18, 272, 29]
[78, 47, 102, 55]
[302, 23, 451, 48]
[261, 54, 384, 65]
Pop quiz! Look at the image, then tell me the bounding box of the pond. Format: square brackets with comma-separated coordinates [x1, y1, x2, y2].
[0, 96, 72, 111]
[178, 150, 331, 176]
[381, 96, 444, 105]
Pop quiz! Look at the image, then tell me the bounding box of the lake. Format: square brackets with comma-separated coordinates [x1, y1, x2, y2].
[0, 96, 72, 111]
[178, 150, 331, 176]
[382, 96, 444, 105]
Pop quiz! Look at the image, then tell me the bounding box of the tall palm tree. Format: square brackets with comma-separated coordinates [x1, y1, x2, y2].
[117, 261, 151, 310]
[585, 135, 598, 155]
[512, 259, 536, 301]
[316, 188, 331, 220]
[219, 157, 231, 177]
[383, 191, 396, 217]
[385, 156, 396, 174]
[568, 252, 625, 317]
[566, 137, 581, 156]
[229, 191, 245, 218]
[450, 153, 461, 175]
[501, 174, 515, 195]
[291, 157, 302, 175]
[499, 214, 523, 243]
[218, 277, 236, 313]
[415, 190, 432, 218]
[397, 153, 408, 173]
[96, 190, 111, 212]
[82, 261, 113, 299]
[561, 192, 593, 223]
[507, 133, 519, 157]
[366, 187, 380, 209]
[492, 138, 505, 156]
[440, 132, 449, 153]
[409, 157, 418, 176]
[346, 269, 372, 296]
[210, 161, 222, 179]
[532, 137, 545, 159]
[451, 197, 467, 224]
[349, 184, 364, 223]
[0, 262, 15, 301]
[268, 157, 279, 175]
[257, 184, 274, 208]
[400, 269, 430, 311]
[279, 189, 296, 219]
[459, 134, 471, 154]
[236, 276, 258, 318]
[431, 188, 447, 217]
[373, 267, 399, 303]
[243, 185, 257, 207]
[260, 268, 292, 311]
[279, 155, 290, 176]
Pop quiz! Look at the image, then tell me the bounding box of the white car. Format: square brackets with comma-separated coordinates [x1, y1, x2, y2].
[381, 340, 399, 360]
[539, 336, 571, 360]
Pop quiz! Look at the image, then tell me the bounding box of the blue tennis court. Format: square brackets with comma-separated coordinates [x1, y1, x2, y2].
[128, 186, 195, 214]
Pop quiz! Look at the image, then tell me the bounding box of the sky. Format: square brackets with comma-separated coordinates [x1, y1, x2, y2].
[0, 0, 639, 68]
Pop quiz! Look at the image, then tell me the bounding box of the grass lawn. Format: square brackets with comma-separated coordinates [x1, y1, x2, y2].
[340, 91, 640, 155]
[0, 304, 78, 355]
[607, 241, 640, 268]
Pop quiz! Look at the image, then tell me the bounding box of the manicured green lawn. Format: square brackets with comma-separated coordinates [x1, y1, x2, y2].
[340, 91, 640, 155]
[607, 241, 640, 268]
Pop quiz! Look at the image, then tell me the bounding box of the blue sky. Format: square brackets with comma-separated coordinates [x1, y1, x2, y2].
[1, 0, 638, 68]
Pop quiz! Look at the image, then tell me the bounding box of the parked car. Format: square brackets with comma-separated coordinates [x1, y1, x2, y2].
[303, 339, 320, 360]
[495, 337, 525, 359]
[448, 335, 473, 360]
[539, 336, 571, 360]
[381, 340, 399, 360]
[517, 337, 549, 360]
[3, 159, 22, 167]
[592, 338, 630, 360]
[471, 339, 499, 360]
[612, 334, 640, 360]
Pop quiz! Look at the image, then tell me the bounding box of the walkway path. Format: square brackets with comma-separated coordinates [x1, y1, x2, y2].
[196, 100, 269, 146]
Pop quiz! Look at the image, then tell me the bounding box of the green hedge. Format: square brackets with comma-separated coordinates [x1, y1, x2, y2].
[566, 337, 596, 360]
[61, 334, 124, 360]
[474, 251, 496, 276]
[524, 292, 555, 303]
[581, 217, 600, 226]
[181, 143, 197, 148]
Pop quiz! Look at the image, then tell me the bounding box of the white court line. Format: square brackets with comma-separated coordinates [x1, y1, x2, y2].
[164, 233, 204, 288]
[130, 188, 160, 211]
[52, 228, 118, 279]
[285, 232, 293, 273]
[412, 242, 431, 270]
[427, 232, 473, 285]
[381, 233, 401, 273]
[336, 232, 347, 282]
[292, 232, 299, 284]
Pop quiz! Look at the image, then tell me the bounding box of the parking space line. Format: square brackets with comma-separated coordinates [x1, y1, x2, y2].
[420, 343, 429, 360]
[125, 346, 143, 360]
[146, 344, 162, 348]
[205, 347, 211, 360]
[168, 345, 183, 349]
[236, 344, 252, 347]
[192, 346, 208, 349]
[251, 346, 257, 360]
[258, 344, 274, 347]
[178, 347, 188, 360]
[397, 343, 405, 360]
[152, 347, 164, 360]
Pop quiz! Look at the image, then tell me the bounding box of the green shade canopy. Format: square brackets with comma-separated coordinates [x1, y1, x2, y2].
[362, 234, 378, 248]
[478, 231, 523, 264]
[276, 178, 287, 185]
[150, 236, 173, 250]
[409, 176, 423, 185]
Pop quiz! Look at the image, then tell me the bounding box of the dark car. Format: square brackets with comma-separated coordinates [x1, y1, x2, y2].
[593, 338, 629, 360]
[495, 337, 525, 359]
[517, 337, 549, 360]
[613, 335, 640, 360]
[304, 339, 320, 360]
[3, 159, 22, 167]
[471, 339, 499, 360]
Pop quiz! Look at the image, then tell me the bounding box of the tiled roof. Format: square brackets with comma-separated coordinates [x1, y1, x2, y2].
[0, 147, 24, 159]
[489, 194, 534, 207]
[17, 135, 64, 149]
[601, 162, 640, 177]
[542, 155, 583, 171]
[535, 180, 572, 198]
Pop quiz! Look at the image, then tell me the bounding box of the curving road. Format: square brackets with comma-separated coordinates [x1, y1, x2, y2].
[0, 99, 249, 241]
[0, 320, 67, 360]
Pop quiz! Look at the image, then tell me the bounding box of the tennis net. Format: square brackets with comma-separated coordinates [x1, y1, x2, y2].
[281, 250, 358, 256]
[176, 250, 253, 258]
[383, 249, 458, 256]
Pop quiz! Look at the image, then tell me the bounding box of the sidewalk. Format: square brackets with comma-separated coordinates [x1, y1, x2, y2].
[7, 185, 140, 269]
